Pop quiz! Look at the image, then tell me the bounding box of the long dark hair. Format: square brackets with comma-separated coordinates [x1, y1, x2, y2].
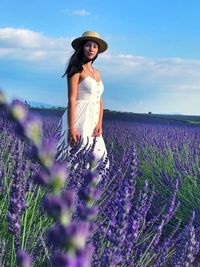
[62, 40, 99, 78]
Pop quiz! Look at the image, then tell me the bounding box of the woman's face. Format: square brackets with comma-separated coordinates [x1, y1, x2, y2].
[83, 40, 99, 60]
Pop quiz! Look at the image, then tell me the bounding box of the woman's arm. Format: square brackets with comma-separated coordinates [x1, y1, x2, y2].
[67, 72, 81, 146]
[67, 72, 80, 129]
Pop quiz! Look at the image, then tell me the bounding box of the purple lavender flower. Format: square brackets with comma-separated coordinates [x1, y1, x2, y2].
[1, 91, 93, 267]
[7, 139, 27, 251]
[37, 137, 57, 168]
[78, 186, 101, 205]
[22, 114, 43, 146]
[51, 252, 70, 267]
[77, 204, 98, 221]
[105, 178, 131, 266]
[34, 162, 67, 193]
[9, 99, 28, 124]
[51, 249, 92, 267]
[83, 169, 101, 187]
[16, 249, 32, 267]
[162, 178, 179, 225]
[172, 212, 199, 266]
[76, 245, 94, 267]
[153, 219, 181, 267]
[48, 222, 90, 250]
[43, 189, 75, 224]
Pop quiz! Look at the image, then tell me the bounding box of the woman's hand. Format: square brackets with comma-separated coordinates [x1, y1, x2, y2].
[93, 122, 103, 137]
[68, 128, 81, 147]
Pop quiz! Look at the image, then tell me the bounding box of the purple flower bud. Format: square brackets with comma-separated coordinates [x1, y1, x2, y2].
[51, 252, 69, 267]
[23, 115, 43, 146]
[9, 99, 28, 123]
[43, 194, 64, 218]
[61, 190, 76, 212]
[49, 163, 68, 193]
[67, 222, 90, 249]
[48, 222, 90, 250]
[34, 163, 67, 192]
[34, 169, 49, 186]
[16, 249, 32, 267]
[79, 187, 101, 204]
[16, 126, 26, 140]
[83, 170, 101, 186]
[132, 219, 139, 240]
[76, 245, 93, 267]
[51, 251, 91, 267]
[24, 145, 38, 160]
[77, 204, 98, 221]
[37, 138, 57, 168]
[43, 190, 75, 223]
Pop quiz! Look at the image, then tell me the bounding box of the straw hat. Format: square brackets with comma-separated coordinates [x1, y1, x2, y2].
[71, 31, 108, 53]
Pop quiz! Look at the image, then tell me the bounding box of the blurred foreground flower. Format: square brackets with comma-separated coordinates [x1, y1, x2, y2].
[43, 190, 75, 224]
[8, 99, 28, 123]
[16, 249, 32, 267]
[34, 162, 67, 193]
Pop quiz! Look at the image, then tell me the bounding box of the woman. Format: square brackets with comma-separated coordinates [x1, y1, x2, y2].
[56, 31, 109, 170]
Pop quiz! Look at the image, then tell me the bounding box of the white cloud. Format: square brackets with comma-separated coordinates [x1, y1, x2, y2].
[0, 27, 73, 64]
[0, 27, 200, 114]
[98, 54, 200, 115]
[99, 54, 200, 92]
[72, 9, 90, 16]
[0, 27, 68, 49]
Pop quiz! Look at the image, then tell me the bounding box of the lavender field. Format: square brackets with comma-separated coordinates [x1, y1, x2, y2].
[0, 92, 200, 266]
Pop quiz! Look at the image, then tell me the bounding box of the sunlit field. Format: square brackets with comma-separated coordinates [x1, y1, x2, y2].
[0, 93, 200, 266]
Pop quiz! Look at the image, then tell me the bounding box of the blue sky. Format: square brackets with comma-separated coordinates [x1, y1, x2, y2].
[1, 0, 200, 115]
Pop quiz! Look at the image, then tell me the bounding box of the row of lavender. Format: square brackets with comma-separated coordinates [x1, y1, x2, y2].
[0, 91, 200, 266]
[103, 120, 200, 225]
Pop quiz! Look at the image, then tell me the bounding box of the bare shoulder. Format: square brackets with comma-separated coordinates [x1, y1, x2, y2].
[68, 71, 81, 91]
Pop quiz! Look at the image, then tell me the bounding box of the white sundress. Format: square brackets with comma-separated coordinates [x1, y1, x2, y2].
[56, 75, 110, 170]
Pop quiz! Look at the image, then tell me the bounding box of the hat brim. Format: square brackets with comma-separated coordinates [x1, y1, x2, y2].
[71, 36, 108, 53]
